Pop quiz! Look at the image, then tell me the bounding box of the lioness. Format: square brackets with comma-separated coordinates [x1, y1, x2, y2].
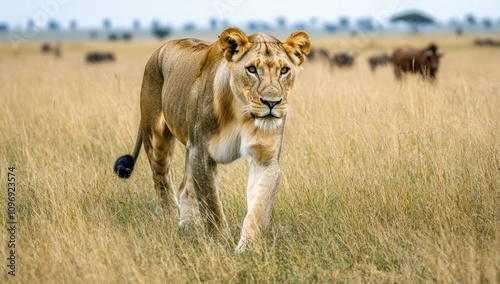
[114, 27, 311, 252]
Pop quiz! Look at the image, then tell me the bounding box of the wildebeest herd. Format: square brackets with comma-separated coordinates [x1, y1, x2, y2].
[308, 42, 444, 81]
[473, 37, 500, 47]
[39, 42, 116, 63]
[308, 48, 357, 68]
[37, 37, 454, 81]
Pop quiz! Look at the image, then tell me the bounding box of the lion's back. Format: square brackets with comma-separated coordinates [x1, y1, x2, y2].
[159, 38, 211, 89]
[152, 39, 213, 142]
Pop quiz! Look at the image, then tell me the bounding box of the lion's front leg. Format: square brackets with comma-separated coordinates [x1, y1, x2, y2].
[188, 145, 228, 236]
[236, 159, 281, 253]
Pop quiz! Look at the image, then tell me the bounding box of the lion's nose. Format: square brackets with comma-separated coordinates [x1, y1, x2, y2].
[260, 98, 282, 109]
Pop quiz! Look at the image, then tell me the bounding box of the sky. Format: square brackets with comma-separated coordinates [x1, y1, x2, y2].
[1, 0, 498, 29]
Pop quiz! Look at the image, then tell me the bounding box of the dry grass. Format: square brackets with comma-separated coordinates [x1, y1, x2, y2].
[1, 34, 499, 283]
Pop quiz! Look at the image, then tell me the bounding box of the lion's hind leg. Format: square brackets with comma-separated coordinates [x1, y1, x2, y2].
[178, 154, 201, 227]
[143, 114, 178, 215]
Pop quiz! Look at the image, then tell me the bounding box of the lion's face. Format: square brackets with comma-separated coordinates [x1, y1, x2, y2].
[230, 45, 297, 130]
[219, 28, 311, 131]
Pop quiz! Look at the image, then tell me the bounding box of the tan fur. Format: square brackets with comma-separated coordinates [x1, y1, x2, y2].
[127, 27, 311, 252]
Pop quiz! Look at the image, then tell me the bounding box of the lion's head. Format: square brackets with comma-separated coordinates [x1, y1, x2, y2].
[218, 27, 311, 131]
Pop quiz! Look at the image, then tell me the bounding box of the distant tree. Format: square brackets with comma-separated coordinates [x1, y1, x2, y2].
[69, 20, 77, 30]
[27, 19, 35, 30]
[261, 22, 271, 30]
[390, 11, 435, 34]
[293, 22, 307, 30]
[323, 23, 338, 33]
[103, 18, 111, 30]
[357, 18, 375, 32]
[339, 16, 350, 29]
[183, 22, 196, 32]
[151, 20, 160, 30]
[448, 18, 460, 27]
[152, 26, 172, 39]
[246, 21, 270, 31]
[133, 19, 141, 30]
[89, 30, 98, 40]
[47, 20, 60, 30]
[276, 17, 287, 29]
[247, 21, 259, 31]
[209, 18, 218, 31]
[0, 23, 8, 32]
[221, 19, 230, 28]
[309, 17, 318, 27]
[482, 18, 493, 29]
[466, 14, 477, 26]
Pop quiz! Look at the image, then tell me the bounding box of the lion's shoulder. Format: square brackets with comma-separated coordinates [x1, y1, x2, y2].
[157, 38, 214, 71]
[195, 43, 225, 78]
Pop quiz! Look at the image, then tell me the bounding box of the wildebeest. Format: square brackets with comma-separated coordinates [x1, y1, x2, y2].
[391, 43, 443, 80]
[41, 42, 61, 57]
[41, 42, 51, 53]
[368, 53, 391, 72]
[330, 52, 356, 67]
[307, 47, 331, 62]
[86, 52, 115, 63]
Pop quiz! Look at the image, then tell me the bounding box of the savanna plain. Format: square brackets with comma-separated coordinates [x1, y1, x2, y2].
[1, 33, 499, 283]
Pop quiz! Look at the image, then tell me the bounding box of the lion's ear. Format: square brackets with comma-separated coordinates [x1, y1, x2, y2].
[218, 27, 250, 62]
[283, 31, 311, 66]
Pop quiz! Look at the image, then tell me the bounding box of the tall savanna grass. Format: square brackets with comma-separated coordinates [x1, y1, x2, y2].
[1, 34, 499, 283]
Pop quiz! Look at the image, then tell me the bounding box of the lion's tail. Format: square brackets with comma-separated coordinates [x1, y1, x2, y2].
[113, 123, 143, 178]
[113, 46, 165, 179]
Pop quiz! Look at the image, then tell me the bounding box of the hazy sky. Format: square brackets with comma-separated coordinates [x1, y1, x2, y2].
[1, 0, 498, 29]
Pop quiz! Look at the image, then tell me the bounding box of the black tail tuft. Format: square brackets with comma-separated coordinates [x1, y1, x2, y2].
[114, 154, 135, 178]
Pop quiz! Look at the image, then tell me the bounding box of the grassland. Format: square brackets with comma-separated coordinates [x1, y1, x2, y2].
[1, 33, 499, 283]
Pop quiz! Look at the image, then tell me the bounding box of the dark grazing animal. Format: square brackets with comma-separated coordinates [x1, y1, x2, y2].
[391, 43, 443, 80]
[41, 42, 52, 53]
[368, 53, 391, 72]
[474, 38, 500, 47]
[307, 47, 330, 62]
[330, 52, 356, 67]
[41, 42, 61, 57]
[86, 52, 115, 63]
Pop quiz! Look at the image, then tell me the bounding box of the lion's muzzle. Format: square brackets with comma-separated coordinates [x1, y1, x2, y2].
[260, 97, 282, 110]
[251, 97, 286, 130]
[253, 97, 285, 119]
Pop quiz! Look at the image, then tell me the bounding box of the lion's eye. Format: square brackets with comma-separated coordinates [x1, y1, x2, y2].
[247, 66, 257, 74]
[280, 67, 290, 74]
